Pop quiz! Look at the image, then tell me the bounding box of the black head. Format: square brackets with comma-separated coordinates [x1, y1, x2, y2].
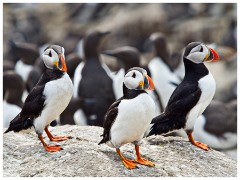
[184, 42, 220, 64]
[42, 45, 67, 72]
[84, 30, 110, 58]
[124, 67, 154, 91]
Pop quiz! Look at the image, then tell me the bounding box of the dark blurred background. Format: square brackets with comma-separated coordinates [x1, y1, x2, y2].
[3, 3, 237, 160]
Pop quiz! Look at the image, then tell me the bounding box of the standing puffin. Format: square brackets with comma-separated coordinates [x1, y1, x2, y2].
[99, 67, 155, 169]
[5, 45, 73, 152]
[73, 30, 116, 126]
[148, 42, 220, 151]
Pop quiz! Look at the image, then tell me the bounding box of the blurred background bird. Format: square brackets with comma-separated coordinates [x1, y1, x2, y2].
[3, 3, 237, 159]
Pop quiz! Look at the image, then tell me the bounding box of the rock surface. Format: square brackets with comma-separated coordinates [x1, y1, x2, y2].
[3, 125, 237, 177]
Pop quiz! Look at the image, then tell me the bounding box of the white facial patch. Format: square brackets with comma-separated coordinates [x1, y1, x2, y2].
[42, 48, 59, 69]
[124, 70, 143, 90]
[186, 44, 209, 64]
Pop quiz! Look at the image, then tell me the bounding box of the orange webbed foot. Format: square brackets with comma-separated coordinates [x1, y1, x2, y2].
[44, 145, 63, 152]
[193, 141, 210, 151]
[134, 145, 155, 167]
[187, 131, 210, 151]
[122, 158, 138, 169]
[135, 157, 155, 167]
[116, 148, 138, 169]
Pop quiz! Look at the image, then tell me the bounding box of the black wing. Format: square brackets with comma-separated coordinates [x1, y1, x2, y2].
[98, 98, 123, 145]
[148, 82, 201, 136]
[21, 69, 63, 119]
[165, 82, 201, 114]
[21, 84, 46, 118]
[5, 73, 50, 133]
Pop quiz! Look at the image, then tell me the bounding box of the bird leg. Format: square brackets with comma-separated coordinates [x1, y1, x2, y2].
[38, 135, 62, 152]
[116, 148, 138, 169]
[187, 131, 209, 151]
[44, 127, 71, 142]
[134, 145, 155, 167]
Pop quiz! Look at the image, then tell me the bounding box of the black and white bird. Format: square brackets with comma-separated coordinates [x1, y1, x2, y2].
[145, 32, 181, 108]
[5, 45, 73, 152]
[73, 30, 116, 126]
[99, 67, 155, 169]
[148, 42, 220, 151]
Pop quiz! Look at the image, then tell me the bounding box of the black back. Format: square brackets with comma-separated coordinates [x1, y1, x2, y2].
[5, 68, 64, 133]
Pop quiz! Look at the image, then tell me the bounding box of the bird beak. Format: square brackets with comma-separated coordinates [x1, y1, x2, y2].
[138, 75, 154, 91]
[146, 75, 155, 90]
[59, 54, 67, 72]
[205, 47, 220, 62]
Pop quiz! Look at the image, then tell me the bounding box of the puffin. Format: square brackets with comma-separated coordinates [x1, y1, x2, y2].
[148, 42, 220, 151]
[5, 45, 73, 152]
[101, 46, 163, 115]
[144, 32, 181, 108]
[73, 30, 116, 126]
[99, 67, 155, 169]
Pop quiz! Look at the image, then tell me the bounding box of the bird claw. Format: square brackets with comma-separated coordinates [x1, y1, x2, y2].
[135, 157, 155, 167]
[122, 158, 138, 169]
[194, 141, 210, 151]
[44, 145, 63, 152]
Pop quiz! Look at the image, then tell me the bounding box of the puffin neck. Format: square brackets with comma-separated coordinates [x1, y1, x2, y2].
[37, 68, 64, 86]
[183, 57, 209, 81]
[122, 83, 146, 99]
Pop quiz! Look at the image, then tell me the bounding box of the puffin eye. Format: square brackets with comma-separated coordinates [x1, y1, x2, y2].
[132, 72, 136, 78]
[199, 46, 203, 52]
[48, 50, 52, 57]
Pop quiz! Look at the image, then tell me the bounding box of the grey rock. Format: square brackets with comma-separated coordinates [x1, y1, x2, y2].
[3, 125, 237, 177]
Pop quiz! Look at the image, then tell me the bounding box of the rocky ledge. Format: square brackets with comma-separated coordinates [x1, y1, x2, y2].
[3, 125, 237, 177]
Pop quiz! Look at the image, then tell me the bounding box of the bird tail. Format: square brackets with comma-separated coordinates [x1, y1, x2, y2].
[4, 114, 33, 133]
[98, 139, 105, 145]
[147, 113, 185, 137]
[98, 134, 107, 145]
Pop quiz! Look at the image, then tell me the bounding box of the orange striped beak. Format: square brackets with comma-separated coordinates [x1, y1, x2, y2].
[146, 75, 155, 90]
[59, 54, 67, 72]
[205, 48, 220, 62]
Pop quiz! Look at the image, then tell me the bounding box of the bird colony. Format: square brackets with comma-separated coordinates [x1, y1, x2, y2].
[3, 3, 237, 173]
